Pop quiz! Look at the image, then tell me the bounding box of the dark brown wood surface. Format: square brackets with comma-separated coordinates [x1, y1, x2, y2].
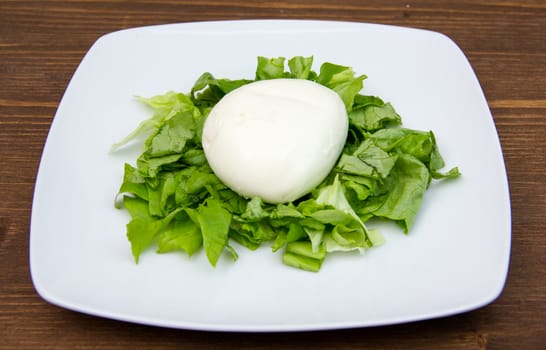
[1, 1, 545, 349]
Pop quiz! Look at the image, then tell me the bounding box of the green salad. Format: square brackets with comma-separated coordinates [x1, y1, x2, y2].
[112, 56, 460, 272]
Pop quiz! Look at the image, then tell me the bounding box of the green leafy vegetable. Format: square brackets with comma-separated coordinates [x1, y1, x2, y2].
[198, 198, 234, 266]
[113, 56, 460, 272]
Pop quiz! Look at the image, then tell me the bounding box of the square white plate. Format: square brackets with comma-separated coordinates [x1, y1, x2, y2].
[30, 20, 511, 332]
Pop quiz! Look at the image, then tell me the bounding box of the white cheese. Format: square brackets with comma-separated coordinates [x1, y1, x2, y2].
[201, 78, 348, 203]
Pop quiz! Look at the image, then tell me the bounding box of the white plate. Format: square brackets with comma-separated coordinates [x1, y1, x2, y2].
[30, 20, 511, 332]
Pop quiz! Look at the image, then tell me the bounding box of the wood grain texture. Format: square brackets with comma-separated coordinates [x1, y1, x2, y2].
[1, 1, 545, 349]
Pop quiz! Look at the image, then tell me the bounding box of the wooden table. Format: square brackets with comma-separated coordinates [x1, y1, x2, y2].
[1, 1, 545, 348]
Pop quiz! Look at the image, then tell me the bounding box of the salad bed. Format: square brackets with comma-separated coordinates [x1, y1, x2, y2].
[112, 56, 460, 272]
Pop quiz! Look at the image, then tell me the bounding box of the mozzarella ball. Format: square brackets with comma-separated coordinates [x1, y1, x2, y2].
[201, 78, 348, 203]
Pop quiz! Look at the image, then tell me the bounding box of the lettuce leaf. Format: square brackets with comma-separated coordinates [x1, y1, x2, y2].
[156, 212, 202, 256]
[198, 198, 234, 266]
[316, 62, 366, 111]
[362, 154, 431, 233]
